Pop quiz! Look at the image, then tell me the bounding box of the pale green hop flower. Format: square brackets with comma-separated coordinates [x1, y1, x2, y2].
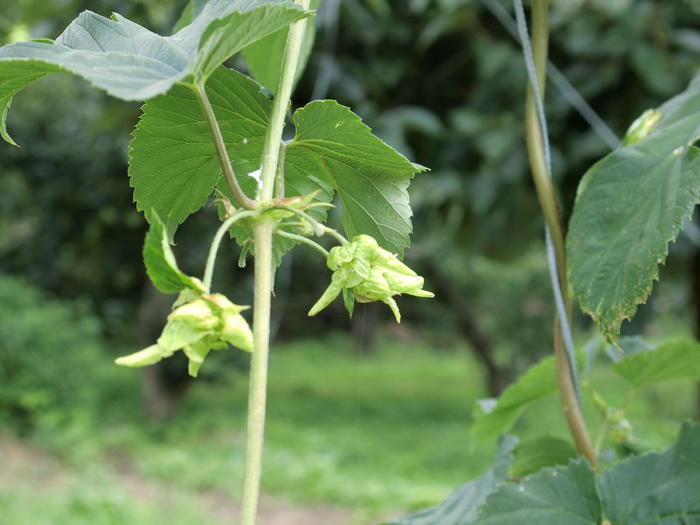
[308, 234, 434, 322]
[115, 293, 253, 377]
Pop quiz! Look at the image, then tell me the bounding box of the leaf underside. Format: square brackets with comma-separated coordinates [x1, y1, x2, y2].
[568, 75, 700, 341]
[0, 0, 309, 144]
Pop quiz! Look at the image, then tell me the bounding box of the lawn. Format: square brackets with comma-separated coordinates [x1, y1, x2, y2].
[0, 333, 696, 524]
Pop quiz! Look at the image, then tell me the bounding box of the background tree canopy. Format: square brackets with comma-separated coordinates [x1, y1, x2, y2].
[1, 2, 700, 522]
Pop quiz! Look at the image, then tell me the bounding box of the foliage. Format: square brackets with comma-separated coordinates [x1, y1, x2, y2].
[568, 75, 700, 341]
[0, 3, 433, 523]
[392, 422, 700, 525]
[508, 436, 576, 479]
[0, 274, 108, 432]
[383, 436, 517, 525]
[613, 339, 700, 387]
[471, 356, 558, 443]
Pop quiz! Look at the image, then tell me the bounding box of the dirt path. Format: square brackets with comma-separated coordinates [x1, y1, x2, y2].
[0, 436, 382, 525]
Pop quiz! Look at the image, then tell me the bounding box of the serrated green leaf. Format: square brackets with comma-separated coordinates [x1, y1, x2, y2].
[143, 211, 203, 293]
[384, 436, 517, 525]
[288, 100, 426, 256]
[130, 67, 269, 234]
[568, 76, 700, 341]
[0, 0, 310, 144]
[471, 357, 558, 444]
[473, 460, 601, 525]
[599, 421, 700, 524]
[613, 339, 700, 388]
[509, 437, 577, 479]
[243, 0, 320, 93]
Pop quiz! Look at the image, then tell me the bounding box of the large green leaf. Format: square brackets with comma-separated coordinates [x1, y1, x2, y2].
[383, 436, 517, 525]
[0, 0, 310, 144]
[471, 356, 558, 443]
[613, 339, 700, 388]
[509, 437, 577, 479]
[142, 211, 203, 294]
[243, 0, 320, 93]
[384, 424, 700, 525]
[129, 67, 269, 234]
[599, 421, 700, 524]
[287, 100, 426, 255]
[568, 76, 700, 341]
[474, 460, 601, 525]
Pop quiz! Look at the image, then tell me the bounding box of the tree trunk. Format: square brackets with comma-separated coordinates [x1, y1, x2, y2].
[352, 302, 378, 355]
[137, 283, 176, 420]
[691, 249, 700, 420]
[427, 263, 509, 396]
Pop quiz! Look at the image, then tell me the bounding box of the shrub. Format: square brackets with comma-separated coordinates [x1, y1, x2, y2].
[0, 274, 107, 434]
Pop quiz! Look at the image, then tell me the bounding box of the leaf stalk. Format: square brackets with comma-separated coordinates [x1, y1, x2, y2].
[259, 0, 312, 201]
[194, 83, 256, 210]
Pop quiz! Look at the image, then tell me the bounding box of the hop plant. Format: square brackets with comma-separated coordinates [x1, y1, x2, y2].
[115, 292, 253, 377]
[308, 234, 433, 322]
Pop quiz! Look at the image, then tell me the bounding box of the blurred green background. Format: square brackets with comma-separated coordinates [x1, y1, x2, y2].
[1, 1, 700, 523]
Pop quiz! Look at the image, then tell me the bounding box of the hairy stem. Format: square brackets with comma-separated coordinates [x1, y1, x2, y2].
[194, 83, 256, 210]
[240, 4, 312, 523]
[259, 0, 312, 201]
[524, 0, 599, 471]
[240, 222, 273, 525]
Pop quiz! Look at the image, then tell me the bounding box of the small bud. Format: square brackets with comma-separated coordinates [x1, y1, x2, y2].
[623, 109, 662, 146]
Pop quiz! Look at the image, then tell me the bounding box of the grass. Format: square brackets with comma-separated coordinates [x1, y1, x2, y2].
[116, 334, 495, 519]
[1, 332, 697, 524]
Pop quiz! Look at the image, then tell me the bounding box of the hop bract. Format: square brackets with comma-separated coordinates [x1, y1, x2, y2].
[115, 293, 253, 377]
[308, 234, 433, 322]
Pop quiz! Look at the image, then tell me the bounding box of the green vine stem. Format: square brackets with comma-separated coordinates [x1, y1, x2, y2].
[240, 3, 312, 524]
[194, 83, 256, 210]
[259, 0, 312, 201]
[241, 220, 274, 525]
[523, 0, 600, 471]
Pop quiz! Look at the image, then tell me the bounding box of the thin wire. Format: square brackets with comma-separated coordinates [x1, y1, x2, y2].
[513, 0, 582, 406]
[484, 0, 620, 150]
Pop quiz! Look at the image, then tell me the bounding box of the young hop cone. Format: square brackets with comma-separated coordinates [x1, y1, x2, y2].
[308, 234, 434, 322]
[116, 293, 253, 377]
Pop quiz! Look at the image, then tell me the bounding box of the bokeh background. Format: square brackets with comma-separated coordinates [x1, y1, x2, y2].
[1, 1, 700, 523]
